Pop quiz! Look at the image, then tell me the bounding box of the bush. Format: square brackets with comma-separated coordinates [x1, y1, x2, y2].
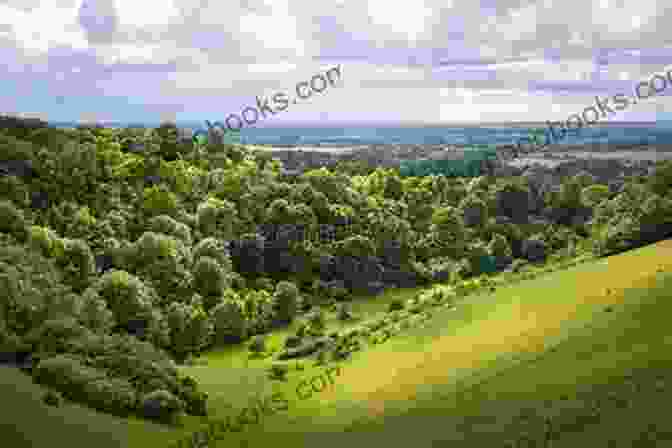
[43, 389, 64, 407]
[388, 299, 404, 312]
[140, 389, 185, 424]
[268, 363, 289, 381]
[284, 334, 302, 348]
[306, 309, 326, 336]
[248, 334, 266, 354]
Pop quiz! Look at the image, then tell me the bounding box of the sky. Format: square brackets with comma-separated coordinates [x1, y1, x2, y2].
[1, 0, 672, 125]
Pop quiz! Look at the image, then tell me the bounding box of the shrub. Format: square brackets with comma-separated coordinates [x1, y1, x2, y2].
[268, 363, 289, 381]
[306, 309, 326, 336]
[43, 389, 64, 407]
[284, 334, 302, 348]
[388, 299, 404, 312]
[248, 334, 266, 354]
[336, 303, 353, 321]
[140, 389, 185, 424]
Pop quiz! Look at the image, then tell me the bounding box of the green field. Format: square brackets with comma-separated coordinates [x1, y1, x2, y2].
[3, 239, 672, 448]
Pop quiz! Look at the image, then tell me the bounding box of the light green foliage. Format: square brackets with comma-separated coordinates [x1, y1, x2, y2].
[581, 184, 611, 208]
[29, 225, 60, 257]
[143, 184, 178, 217]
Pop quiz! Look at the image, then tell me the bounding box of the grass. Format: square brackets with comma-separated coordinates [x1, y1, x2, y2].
[2, 240, 671, 448]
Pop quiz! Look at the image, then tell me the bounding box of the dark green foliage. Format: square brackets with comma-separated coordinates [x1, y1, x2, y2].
[248, 334, 266, 354]
[0, 200, 27, 241]
[165, 302, 213, 359]
[192, 256, 228, 298]
[43, 389, 64, 407]
[211, 300, 248, 344]
[268, 362, 289, 381]
[272, 281, 299, 324]
[140, 389, 185, 424]
[388, 299, 405, 312]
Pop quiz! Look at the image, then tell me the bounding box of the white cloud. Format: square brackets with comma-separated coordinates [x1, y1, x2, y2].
[113, 0, 180, 27]
[0, 1, 88, 53]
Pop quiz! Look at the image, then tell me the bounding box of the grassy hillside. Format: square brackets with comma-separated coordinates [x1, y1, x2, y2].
[3, 238, 669, 448]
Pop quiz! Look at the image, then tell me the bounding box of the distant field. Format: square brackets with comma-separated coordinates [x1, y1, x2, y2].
[2, 239, 672, 448]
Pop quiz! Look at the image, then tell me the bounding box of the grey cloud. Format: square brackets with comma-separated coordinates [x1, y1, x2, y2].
[78, 0, 119, 44]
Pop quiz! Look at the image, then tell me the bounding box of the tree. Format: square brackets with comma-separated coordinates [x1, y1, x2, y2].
[195, 196, 237, 240]
[192, 256, 229, 300]
[272, 281, 299, 325]
[211, 299, 248, 345]
[581, 184, 611, 208]
[165, 302, 213, 359]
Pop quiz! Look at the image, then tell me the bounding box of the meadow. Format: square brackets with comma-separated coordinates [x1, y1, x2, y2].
[2, 238, 670, 448]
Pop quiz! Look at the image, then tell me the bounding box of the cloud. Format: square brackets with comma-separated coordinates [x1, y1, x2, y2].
[1, 0, 671, 122]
